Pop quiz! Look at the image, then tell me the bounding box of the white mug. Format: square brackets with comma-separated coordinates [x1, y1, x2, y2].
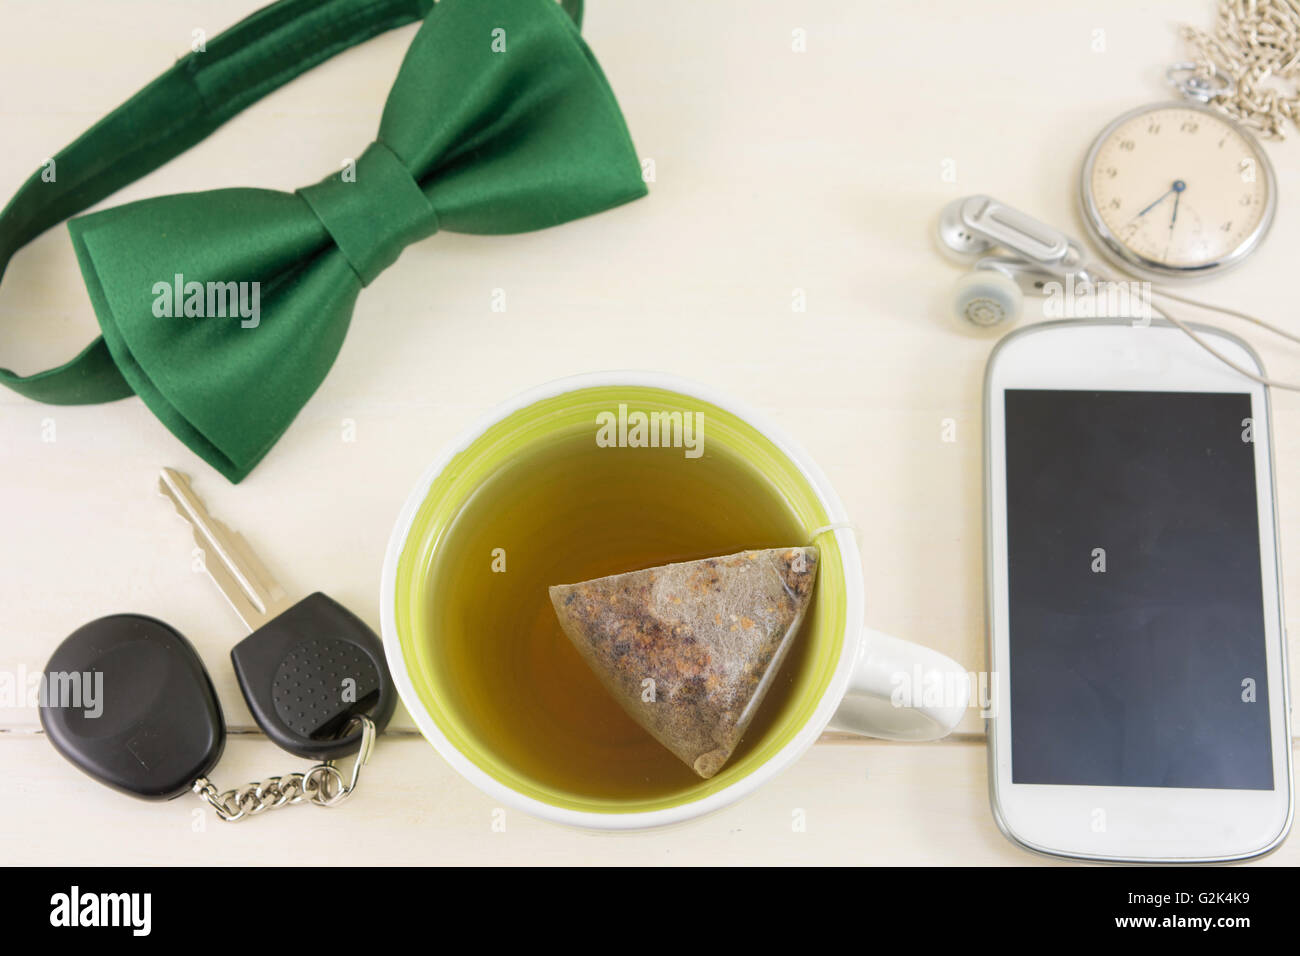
[381, 371, 969, 829]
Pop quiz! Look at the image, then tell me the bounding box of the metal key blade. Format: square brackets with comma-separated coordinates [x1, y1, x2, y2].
[158, 467, 291, 632]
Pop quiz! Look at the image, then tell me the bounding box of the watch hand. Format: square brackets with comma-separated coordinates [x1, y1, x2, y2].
[1133, 179, 1186, 221]
[1163, 182, 1185, 261]
[1135, 186, 1174, 218]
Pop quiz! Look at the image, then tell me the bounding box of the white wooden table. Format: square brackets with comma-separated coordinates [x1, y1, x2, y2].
[1, 0, 1296, 865]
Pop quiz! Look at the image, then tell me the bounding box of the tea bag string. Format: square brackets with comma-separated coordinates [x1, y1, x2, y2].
[807, 521, 858, 545]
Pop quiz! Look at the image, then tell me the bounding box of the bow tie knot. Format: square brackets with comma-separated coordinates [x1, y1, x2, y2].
[298, 141, 439, 287]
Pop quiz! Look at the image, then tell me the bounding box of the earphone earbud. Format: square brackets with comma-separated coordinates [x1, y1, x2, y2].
[951, 269, 1023, 327]
[935, 198, 994, 263]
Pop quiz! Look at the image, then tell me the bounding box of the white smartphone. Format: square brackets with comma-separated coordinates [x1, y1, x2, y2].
[984, 319, 1293, 863]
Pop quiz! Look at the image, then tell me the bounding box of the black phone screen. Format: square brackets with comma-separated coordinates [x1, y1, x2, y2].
[1004, 389, 1274, 790]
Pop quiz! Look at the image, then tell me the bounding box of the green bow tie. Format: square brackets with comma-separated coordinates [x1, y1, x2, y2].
[0, 0, 645, 482]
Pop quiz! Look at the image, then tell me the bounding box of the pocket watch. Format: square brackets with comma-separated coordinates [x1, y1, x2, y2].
[1079, 67, 1277, 281]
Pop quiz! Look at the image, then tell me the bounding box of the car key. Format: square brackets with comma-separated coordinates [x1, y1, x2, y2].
[39, 613, 377, 821]
[39, 614, 225, 800]
[158, 467, 396, 760]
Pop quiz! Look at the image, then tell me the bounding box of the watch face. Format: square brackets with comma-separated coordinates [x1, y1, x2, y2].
[1082, 103, 1275, 278]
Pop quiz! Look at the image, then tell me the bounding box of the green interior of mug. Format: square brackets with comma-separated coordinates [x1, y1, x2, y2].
[392, 385, 845, 813]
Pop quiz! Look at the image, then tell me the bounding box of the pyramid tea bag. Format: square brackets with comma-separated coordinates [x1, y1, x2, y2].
[549, 547, 819, 778]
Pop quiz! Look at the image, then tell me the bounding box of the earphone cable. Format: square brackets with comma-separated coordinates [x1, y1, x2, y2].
[1147, 286, 1300, 392]
[1150, 285, 1300, 348]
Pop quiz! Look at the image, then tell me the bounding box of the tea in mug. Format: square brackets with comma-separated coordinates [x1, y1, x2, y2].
[422, 427, 817, 803]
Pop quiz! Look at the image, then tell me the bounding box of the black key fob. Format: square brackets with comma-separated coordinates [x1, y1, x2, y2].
[39, 615, 225, 800]
[230, 592, 396, 760]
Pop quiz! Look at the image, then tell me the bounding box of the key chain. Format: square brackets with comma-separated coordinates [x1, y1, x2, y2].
[1181, 0, 1300, 142]
[37, 470, 396, 823]
[191, 714, 377, 822]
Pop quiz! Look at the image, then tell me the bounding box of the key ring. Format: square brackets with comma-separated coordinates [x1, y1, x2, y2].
[1167, 61, 1236, 103]
[193, 714, 377, 823]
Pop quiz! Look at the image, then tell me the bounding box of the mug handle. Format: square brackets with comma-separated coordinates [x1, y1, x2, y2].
[826, 627, 970, 741]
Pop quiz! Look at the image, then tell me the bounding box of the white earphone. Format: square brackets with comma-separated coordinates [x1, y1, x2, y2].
[934, 194, 1300, 391]
[936, 195, 1107, 326]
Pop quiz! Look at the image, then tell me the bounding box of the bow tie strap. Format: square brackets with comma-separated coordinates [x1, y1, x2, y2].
[299, 142, 440, 287]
